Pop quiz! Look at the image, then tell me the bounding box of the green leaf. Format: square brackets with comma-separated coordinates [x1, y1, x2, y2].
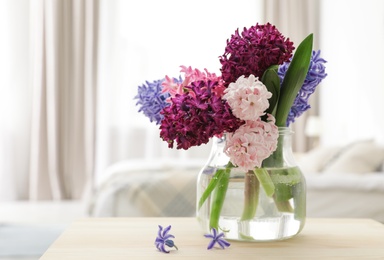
[261, 68, 281, 116]
[275, 33, 313, 127]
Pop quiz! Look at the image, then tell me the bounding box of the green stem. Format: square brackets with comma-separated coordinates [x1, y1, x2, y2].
[209, 167, 230, 230]
[293, 180, 306, 221]
[273, 198, 294, 213]
[240, 171, 260, 221]
[269, 167, 302, 213]
[253, 168, 275, 197]
[198, 168, 225, 210]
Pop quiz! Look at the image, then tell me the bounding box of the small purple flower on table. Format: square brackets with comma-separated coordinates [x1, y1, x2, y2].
[155, 225, 178, 253]
[204, 228, 231, 250]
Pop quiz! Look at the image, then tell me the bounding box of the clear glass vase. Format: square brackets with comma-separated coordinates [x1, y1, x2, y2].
[196, 127, 306, 241]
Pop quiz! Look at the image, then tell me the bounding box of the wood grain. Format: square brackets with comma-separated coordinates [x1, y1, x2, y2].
[40, 218, 384, 259]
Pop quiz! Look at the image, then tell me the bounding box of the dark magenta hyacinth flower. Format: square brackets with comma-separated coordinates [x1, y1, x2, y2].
[278, 50, 327, 126]
[159, 80, 243, 150]
[155, 225, 178, 253]
[220, 22, 294, 87]
[204, 228, 230, 250]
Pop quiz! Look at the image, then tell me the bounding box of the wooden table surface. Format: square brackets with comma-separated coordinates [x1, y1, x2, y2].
[40, 217, 384, 259]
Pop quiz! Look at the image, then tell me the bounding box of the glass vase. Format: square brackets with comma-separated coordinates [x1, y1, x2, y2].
[196, 127, 306, 241]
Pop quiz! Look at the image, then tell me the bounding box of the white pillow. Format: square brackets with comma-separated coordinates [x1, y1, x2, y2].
[323, 140, 384, 174]
[297, 146, 342, 173]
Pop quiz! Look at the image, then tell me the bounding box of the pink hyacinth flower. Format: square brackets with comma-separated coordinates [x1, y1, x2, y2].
[162, 66, 226, 102]
[225, 115, 278, 171]
[223, 75, 272, 121]
[180, 65, 221, 85]
[161, 75, 184, 102]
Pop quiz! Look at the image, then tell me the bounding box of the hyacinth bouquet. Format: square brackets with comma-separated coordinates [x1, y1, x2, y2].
[135, 23, 327, 235]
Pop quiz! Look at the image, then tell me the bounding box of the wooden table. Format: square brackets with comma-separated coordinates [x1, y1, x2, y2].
[40, 218, 384, 259]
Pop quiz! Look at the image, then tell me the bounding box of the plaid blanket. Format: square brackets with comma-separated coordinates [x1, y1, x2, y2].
[89, 163, 200, 217]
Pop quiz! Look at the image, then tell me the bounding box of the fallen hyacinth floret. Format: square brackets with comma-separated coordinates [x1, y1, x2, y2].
[155, 225, 178, 253]
[204, 228, 231, 250]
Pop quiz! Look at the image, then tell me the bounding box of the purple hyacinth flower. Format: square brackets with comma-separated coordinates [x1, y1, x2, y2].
[278, 50, 327, 126]
[134, 79, 169, 125]
[204, 228, 230, 250]
[134, 76, 183, 125]
[155, 225, 178, 253]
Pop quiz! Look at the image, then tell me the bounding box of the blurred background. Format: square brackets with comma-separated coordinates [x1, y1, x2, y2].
[1, 0, 384, 258]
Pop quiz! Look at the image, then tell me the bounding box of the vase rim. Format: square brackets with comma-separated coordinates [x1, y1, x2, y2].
[278, 126, 294, 134]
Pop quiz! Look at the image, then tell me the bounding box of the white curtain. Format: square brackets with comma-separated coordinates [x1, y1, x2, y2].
[28, 0, 98, 200]
[0, 0, 98, 201]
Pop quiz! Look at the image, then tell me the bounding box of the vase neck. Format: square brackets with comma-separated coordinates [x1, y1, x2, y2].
[263, 127, 296, 168]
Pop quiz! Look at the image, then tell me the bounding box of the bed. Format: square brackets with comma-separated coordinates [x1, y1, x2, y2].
[88, 140, 384, 222]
